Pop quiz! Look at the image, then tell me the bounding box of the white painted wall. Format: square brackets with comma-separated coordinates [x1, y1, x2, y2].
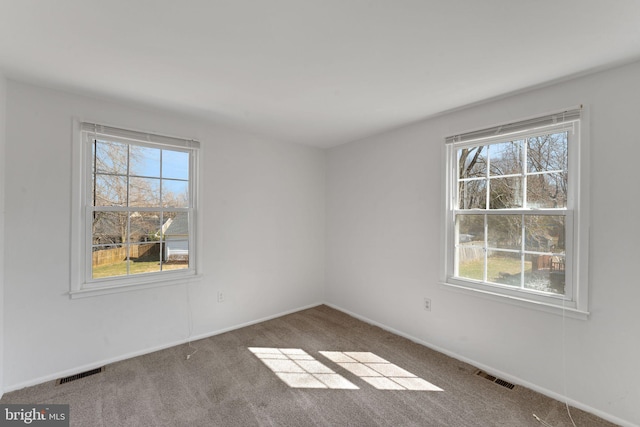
[4, 61, 639, 425]
[0, 73, 7, 399]
[3, 81, 325, 390]
[326, 61, 640, 426]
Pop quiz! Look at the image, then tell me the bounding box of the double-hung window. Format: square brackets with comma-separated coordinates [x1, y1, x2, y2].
[443, 108, 588, 315]
[71, 122, 199, 297]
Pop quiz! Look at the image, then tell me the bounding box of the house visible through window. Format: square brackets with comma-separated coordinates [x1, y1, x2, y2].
[71, 122, 199, 296]
[443, 108, 588, 314]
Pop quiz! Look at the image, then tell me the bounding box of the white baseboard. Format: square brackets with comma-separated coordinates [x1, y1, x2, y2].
[3, 302, 323, 394]
[3, 338, 186, 393]
[4, 301, 634, 427]
[324, 302, 636, 427]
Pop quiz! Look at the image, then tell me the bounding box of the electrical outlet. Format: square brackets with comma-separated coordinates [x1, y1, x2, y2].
[424, 298, 431, 311]
[217, 291, 225, 303]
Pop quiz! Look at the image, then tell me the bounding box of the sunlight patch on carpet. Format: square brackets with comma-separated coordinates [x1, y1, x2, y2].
[249, 348, 442, 392]
[249, 347, 359, 389]
[320, 351, 443, 391]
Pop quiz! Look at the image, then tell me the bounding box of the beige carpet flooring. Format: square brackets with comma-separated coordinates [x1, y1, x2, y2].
[0, 305, 617, 426]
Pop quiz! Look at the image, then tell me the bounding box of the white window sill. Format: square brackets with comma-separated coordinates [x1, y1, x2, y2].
[70, 273, 203, 299]
[439, 281, 589, 320]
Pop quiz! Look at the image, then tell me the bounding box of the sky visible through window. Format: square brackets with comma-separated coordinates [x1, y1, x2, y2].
[128, 144, 189, 179]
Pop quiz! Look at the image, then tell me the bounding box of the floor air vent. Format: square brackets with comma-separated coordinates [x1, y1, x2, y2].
[56, 367, 104, 385]
[474, 370, 515, 390]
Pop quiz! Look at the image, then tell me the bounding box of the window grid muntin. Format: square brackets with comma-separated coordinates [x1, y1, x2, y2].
[453, 127, 571, 299]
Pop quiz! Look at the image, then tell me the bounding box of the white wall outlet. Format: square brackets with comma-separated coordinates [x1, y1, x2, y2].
[217, 291, 225, 303]
[424, 298, 431, 311]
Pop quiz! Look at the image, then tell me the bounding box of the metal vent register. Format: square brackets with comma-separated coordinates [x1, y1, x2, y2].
[474, 369, 515, 390]
[56, 367, 104, 385]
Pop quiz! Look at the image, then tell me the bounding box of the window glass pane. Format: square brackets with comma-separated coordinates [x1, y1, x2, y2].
[457, 214, 484, 245]
[94, 140, 128, 174]
[130, 146, 160, 178]
[456, 214, 485, 281]
[94, 174, 127, 207]
[527, 173, 567, 208]
[527, 132, 567, 173]
[92, 246, 129, 279]
[162, 211, 189, 269]
[129, 177, 161, 207]
[162, 179, 189, 208]
[459, 179, 486, 209]
[91, 210, 128, 279]
[457, 246, 484, 281]
[489, 177, 523, 208]
[487, 251, 522, 286]
[525, 216, 565, 253]
[162, 150, 189, 180]
[524, 254, 565, 294]
[458, 146, 487, 179]
[487, 215, 521, 250]
[128, 212, 162, 274]
[92, 211, 127, 245]
[129, 243, 161, 275]
[489, 140, 523, 176]
[130, 212, 162, 244]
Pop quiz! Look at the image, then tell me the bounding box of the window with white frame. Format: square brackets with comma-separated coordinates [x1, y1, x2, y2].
[71, 122, 199, 297]
[443, 108, 588, 314]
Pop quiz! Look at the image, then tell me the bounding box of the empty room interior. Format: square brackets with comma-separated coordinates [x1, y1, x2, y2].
[1, 1, 640, 426]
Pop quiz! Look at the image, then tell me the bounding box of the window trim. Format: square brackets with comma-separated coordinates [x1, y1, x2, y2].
[70, 119, 202, 298]
[440, 107, 590, 318]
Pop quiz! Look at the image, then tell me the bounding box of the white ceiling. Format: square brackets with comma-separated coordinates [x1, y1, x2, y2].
[1, 1, 640, 148]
